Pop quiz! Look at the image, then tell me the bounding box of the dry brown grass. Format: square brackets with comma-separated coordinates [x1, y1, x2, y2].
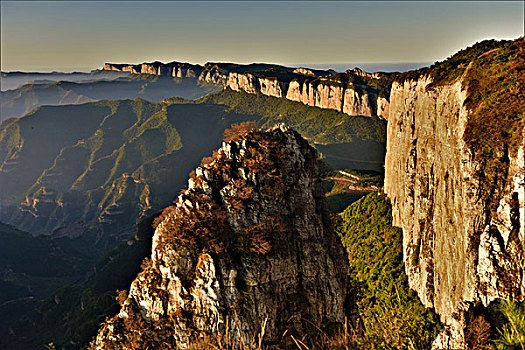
[466, 315, 493, 350]
[223, 121, 258, 142]
[188, 317, 359, 350]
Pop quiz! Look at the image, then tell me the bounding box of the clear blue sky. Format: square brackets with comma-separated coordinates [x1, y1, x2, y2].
[1, 1, 523, 72]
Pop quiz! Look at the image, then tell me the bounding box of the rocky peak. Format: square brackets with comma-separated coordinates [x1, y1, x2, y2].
[91, 124, 353, 349]
[293, 67, 317, 76]
[348, 67, 383, 80]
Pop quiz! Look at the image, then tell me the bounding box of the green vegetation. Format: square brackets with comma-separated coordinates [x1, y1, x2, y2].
[1, 215, 156, 350]
[327, 169, 383, 188]
[158, 88, 386, 171]
[199, 89, 386, 172]
[324, 185, 366, 213]
[323, 169, 383, 213]
[0, 99, 254, 239]
[199, 88, 386, 144]
[336, 192, 442, 349]
[462, 38, 524, 218]
[495, 299, 525, 350]
[397, 39, 516, 85]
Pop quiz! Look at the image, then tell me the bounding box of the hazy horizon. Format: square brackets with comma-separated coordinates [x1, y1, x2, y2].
[1, 1, 523, 72]
[0, 61, 433, 74]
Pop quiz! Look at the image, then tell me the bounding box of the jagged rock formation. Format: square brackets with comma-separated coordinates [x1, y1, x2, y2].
[104, 61, 391, 119]
[91, 125, 353, 349]
[384, 39, 524, 348]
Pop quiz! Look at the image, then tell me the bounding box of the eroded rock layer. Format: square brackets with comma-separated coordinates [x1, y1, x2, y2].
[91, 125, 353, 349]
[104, 62, 390, 119]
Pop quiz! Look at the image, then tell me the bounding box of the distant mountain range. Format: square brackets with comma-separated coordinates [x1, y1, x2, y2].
[295, 62, 432, 73]
[0, 74, 221, 120]
[103, 61, 393, 119]
[0, 90, 386, 241]
[0, 70, 126, 92]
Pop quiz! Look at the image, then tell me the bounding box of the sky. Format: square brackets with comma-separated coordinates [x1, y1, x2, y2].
[1, 1, 523, 72]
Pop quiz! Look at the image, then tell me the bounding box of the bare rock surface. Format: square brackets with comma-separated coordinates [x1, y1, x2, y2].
[384, 74, 524, 348]
[91, 125, 353, 349]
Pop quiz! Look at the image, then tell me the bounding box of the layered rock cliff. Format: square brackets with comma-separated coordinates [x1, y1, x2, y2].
[104, 62, 204, 78]
[104, 61, 390, 119]
[91, 125, 353, 349]
[384, 39, 524, 348]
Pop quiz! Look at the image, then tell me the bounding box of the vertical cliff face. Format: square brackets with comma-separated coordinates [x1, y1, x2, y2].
[384, 39, 524, 348]
[91, 125, 353, 349]
[385, 77, 475, 313]
[103, 62, 390, 119]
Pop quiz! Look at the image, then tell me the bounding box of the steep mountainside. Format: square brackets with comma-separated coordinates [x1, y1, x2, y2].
[199, 89, 386, 171]
[336, 192, 441, 348]
[384, 38, 524, 348]
[0, 88, 386, 244]
[0, 75, 220, 120]
[0, 99, 254, 242]
[91, 125, 353, 349]
[0, 215, 156, 350]
[104, 61, 392, 119]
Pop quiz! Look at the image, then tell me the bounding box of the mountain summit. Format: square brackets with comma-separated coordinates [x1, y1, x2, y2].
[91, 124, 354, 349]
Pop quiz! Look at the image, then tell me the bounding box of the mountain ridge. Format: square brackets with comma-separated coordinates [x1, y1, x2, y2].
[0, 74, 221, 120]
[0, 89, 386, 248]
[103, 61, 392, 119]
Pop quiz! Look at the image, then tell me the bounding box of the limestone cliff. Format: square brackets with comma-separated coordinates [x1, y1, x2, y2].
[384, 39, 524, 348]
[91, 125, 353, 349]
[104, 62, 203, 78]
[104, 62, 390, 119]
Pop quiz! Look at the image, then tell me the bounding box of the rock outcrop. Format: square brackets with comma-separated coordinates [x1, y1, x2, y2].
[384, 39, 524, 348]
[91, 125, 353, 349]
[103, 62, 204, 78]
[104, 62, 390, 119]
